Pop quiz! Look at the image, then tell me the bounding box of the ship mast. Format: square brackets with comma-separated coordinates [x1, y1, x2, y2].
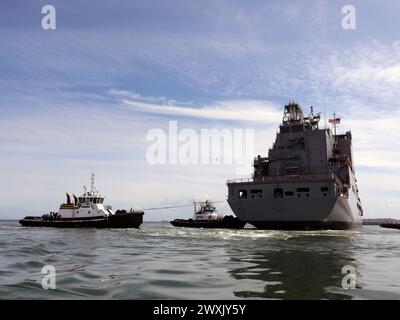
[333, 112, 337, 137]
[90, 173, 95, 195]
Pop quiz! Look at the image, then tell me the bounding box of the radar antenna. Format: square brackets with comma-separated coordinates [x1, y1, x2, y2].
[282, 101, 303, 124]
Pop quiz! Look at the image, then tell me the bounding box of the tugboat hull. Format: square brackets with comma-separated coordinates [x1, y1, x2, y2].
[170, 216, 246, 229]
[19, 212, 144, 228]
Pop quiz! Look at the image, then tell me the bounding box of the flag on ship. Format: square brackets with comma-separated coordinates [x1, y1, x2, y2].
[329, 118, 341, 124]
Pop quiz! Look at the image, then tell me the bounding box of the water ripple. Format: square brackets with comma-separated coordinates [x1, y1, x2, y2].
[0, 221, 399, 299]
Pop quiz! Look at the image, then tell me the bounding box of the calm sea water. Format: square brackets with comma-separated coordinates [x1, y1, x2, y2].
[0, 221, 399, 300]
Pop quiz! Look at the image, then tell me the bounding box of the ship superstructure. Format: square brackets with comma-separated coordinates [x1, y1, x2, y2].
[227, 101, 363, 230]
[192, 200, 224, 221]
[56, 173, 113, 220]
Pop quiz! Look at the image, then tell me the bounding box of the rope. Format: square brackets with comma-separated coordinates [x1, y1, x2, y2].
[141, 201, 225, 211]
[142, 204, 194, 211]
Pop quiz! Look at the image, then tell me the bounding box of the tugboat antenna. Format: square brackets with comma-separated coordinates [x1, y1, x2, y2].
[90, 173, 95, 194]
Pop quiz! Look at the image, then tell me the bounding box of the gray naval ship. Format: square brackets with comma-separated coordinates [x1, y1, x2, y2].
[227, 101, 363, 230]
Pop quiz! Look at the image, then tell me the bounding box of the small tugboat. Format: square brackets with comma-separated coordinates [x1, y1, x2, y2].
[19, 174, 144, 228]
[170, 200, 246, 229]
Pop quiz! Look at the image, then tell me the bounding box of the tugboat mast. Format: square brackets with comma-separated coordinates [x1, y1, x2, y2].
[90, 173, 95, 194]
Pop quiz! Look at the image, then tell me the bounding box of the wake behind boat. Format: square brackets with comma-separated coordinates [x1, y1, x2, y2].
[170, 200, 245, 229]
[19, 174, 144, 228]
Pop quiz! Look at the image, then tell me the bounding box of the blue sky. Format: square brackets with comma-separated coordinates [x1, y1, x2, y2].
[1, 0, 400, 220]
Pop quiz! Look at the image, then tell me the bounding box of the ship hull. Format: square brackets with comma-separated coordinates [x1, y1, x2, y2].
[227, 183, 362, 230]
[19, 212, 144, 228]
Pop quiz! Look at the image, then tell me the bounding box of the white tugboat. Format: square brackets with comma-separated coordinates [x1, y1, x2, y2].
[19, 174, 144, 228]
[227, 101, 363, 230]
[170, 200, 245, 229]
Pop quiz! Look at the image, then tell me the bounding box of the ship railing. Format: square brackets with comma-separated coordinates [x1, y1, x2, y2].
[227, 175, 335, 184]
[227, 166, 340, 184]
[227, 178, 254, 184]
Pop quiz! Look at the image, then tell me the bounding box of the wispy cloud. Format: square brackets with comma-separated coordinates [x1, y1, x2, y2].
[110, 89, 282, 123]
[305, 40, 400, 108]
[108, 89, 193, 106]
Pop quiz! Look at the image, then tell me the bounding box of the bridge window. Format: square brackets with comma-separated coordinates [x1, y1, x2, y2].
[297, 188, 310, 192]
[238, 190, 247, 199]
[321, 187, 329, 192]
[285, 191, 294, 196]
